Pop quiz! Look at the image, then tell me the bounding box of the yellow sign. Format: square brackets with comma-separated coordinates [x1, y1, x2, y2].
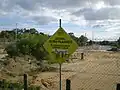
[43, 27, 78, 63]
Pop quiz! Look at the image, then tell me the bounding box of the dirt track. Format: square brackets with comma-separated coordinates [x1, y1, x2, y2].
[35, 51, 120, 90]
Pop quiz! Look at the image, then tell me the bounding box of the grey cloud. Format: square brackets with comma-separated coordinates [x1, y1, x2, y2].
[41, 0, 87, 9]
[31, 16, 57, 25]
[0, 0, 39, 12]
[72, 7, 120, 20]
[0, 0, 98, 11]
[0, 0, 16, 11]
[92, 24, 105, 28]
[1, 0, 120, 12]
[104, 0, 120, 6]
[15, 0, 40, 10]
[1, 0, 120, 26]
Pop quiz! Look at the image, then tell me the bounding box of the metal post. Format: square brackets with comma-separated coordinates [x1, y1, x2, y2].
[117, 83, 120, 90]
[81, 53, 84, 60]
[24, 74, 28, 90]
[59, 19, 62, 90]
[59, 63, 62, 90]
[66, 79, 71, 90]
[59, 19, 61, 28]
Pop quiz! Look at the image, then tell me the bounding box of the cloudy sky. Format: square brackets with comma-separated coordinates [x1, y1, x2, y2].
[0, 0, 120, 41]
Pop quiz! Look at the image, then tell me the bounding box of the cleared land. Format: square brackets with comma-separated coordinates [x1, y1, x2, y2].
[0, 47, 120, 90]
[34, 50, 120, 90]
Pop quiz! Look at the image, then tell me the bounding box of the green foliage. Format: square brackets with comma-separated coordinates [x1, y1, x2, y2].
[0, 80, 23, 89]
[29, 28, 38, 34]
[88, 40, 93, 45]
[78, 35, 88, 46]
[99, 41, 111, 45]
[0, 28, 39, 42]
[68, 33, 89, 46]
[28, 34, 49, 61]
[5, 30, 89, 64]
[17, 39, 30, 55]
[68, 32, 78, 43]
[0, 30, 16, 41]
[98, 38, 120, 48]
[28, 85, 41, 90]
[5, 32, 49, 63]
[0, 79, 41, 90]
[5, 43, 19, 57]
[117, 37, 120, 48]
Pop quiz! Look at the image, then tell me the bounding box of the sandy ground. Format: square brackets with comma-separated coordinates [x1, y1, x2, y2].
[0, 49, 119, 90]
[32, 51, 120, 90]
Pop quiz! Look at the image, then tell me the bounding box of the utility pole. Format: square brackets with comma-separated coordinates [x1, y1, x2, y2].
[92, 31, 94, 49]
[84, 33, 87, 51]
[16, 23, 18, 42]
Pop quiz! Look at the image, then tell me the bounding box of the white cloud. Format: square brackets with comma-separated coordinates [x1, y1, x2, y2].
[95, 1, 106, 10]
[0, 0, 120, 40]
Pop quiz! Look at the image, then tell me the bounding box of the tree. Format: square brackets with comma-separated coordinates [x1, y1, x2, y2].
[29, 28, 38, 34]
[5, 33, 49, 66]
[23, 28, 38, 34]
[117, 37, 120, 48]
[99, 41, 110, 45]
[5, 43, 19, 58]
[68, 32, 79, 44]
[117, 37, 120, 45]
[0, 30, 16, 41]
[78, 35, 88, 46]
[88, 40, 93, 45]
[68, 32, 74, 36]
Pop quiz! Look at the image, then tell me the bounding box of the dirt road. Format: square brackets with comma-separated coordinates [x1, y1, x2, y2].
[34, 51, 120, 90]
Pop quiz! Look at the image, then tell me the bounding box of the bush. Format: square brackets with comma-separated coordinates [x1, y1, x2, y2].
[5, 43, 19, 58]
[5, 33, 50, 65]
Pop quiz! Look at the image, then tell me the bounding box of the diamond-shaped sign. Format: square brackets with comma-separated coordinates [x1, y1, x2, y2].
[43, 27, 78, 63]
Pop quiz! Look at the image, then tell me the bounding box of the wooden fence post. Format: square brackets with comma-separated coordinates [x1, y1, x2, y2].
[66, 79, 71, 90]
[81, 53, 84, 60]
[24, 74, 28, 90]
[9, 83, 14, 90]
[2, 79, 5, 90]
[117, 83, 120, 90]
[36, 86, 40, 90]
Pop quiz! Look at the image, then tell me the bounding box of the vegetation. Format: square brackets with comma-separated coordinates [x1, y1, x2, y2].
[0, 79, 41, 90]
[68, 33, 88, 46]
[0, 80, 23, 90]
[2, 30, 89, 60]
[98, 40, 120, 48]
[4, 28, 50, 68]
[117, 37, 120, 48]
[0, 29, 120, 65]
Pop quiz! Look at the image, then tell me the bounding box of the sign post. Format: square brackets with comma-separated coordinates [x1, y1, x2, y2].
[43, 19, 78, 90]
[59, 19, 62, 90]
[59, 63, 62, 90]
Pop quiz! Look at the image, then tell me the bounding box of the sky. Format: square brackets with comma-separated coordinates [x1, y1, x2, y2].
[0, 0, 120, 41]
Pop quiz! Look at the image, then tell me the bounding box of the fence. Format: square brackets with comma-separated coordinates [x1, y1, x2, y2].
[0, 74, 71, 90]
[0, 74, 41, 90]
[65, 50, 120, 90]
[0, 79, 23, 90]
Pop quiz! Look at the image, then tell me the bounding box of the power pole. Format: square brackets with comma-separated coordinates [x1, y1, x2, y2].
[84, 33, 87, 50]
[92, 31, 94, 49]
[16, 23, 18, 42]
